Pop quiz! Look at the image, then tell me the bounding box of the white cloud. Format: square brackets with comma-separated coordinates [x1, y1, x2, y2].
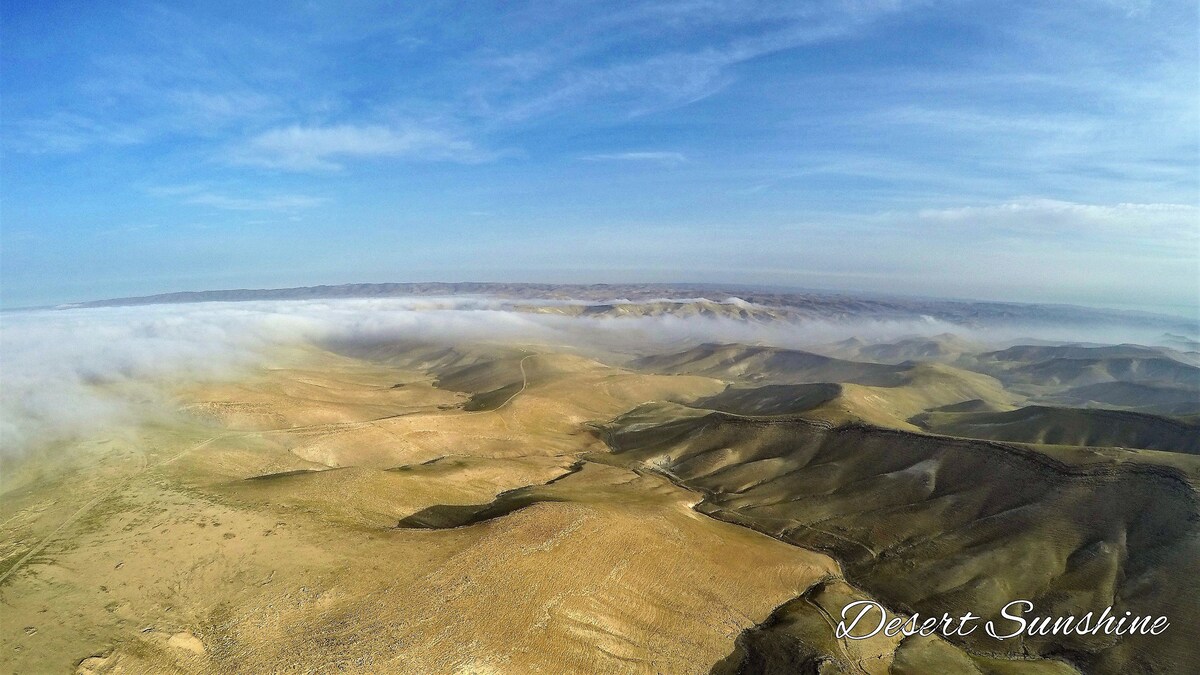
[230, 124, 484, 171]
[879, 106, 1103, 137]
[485, 1, 922, 122]
[147, 184, 326, 212]
[581, 151, 687, 166]
[7, 113, 148, 154]
[916, 199, 1200, 248]
[183, 192, 326, 211]
[1092, 0, 1152, 17]
[164, 90, 278, 125]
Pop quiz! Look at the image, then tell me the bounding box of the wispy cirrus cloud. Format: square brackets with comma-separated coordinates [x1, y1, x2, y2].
[3, 86, 283, 156]
[183, 192, 327, 211]
[6, 113, 149, 154]
[878, 106, 1105, 138]
[148, 184, 326, 212]
[581, 151, 687, 166]
[476, 0, 927, 121]
[228, 124, 486, 171]
[915, 199, 1200, 248]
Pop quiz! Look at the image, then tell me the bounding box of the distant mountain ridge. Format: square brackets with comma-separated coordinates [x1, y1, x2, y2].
[59, 281, 1199, 333]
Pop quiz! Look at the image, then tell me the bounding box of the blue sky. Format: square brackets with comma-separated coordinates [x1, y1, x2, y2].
[1, 0, 1197, 315]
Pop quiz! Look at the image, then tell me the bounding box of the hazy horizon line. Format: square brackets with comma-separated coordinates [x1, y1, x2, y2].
[7, 278, 1196, 325]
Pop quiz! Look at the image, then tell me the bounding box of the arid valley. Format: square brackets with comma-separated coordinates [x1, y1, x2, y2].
[1, 285, 1197, 674]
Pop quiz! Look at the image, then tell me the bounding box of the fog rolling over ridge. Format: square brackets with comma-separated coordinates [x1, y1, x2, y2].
[2, 285, 1196, 457]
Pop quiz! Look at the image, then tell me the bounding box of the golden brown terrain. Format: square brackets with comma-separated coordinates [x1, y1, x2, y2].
[2, 325, 1197, 673]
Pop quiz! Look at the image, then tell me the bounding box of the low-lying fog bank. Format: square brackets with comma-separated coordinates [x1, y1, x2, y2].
[1, 295, 1195, 456]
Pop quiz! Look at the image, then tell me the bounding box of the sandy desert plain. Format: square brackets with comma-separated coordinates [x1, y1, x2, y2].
[1, 284, 1198, 674]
